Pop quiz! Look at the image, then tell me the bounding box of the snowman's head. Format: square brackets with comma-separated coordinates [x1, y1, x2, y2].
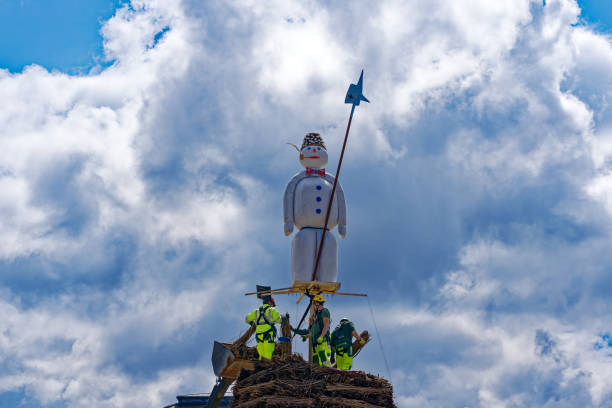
[300, 145, 328, 169]
[298, 132, 328, 169]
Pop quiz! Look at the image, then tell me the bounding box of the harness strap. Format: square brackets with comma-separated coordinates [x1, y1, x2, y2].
[255, 306, 267, 325]
[255, 305, 277, 341]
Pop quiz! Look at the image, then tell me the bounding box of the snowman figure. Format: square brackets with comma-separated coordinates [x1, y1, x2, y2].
[283, 132, 347, 284]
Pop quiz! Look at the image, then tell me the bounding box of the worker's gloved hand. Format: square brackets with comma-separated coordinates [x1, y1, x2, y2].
[317, 336, 323, 344]
[284, 221, 294, 236]
[338, 224, 346, 239]
[293, 327, 308, 336]
[359, 338, 366, 345]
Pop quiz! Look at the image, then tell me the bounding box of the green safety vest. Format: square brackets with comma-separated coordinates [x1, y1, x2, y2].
[311, 307, 330, 343]
[331, 321, 355, 352]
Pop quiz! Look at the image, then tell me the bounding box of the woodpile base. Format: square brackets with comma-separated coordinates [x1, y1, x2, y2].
[231, 355, 395, 408]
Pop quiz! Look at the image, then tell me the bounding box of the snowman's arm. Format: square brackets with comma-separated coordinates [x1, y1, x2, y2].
[283, 172, 305, 235]
[336, 181, 347, 238]
[324, 174, 347, 238]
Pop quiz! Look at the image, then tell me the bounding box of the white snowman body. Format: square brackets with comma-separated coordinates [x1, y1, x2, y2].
[283, 137, 346, 284]
[293, 176, 339, 229]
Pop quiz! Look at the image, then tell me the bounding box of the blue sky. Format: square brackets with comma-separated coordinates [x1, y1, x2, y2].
[0, 0, 605, 74]
[0, 0, 125, 74]
[2, 0, 612, 407]
[577, 0, 612, 33]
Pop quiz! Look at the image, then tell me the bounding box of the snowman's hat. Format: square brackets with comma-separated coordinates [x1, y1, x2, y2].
[301, 132, 326, 151]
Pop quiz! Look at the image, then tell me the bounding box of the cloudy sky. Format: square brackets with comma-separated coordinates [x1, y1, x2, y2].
[1, 0, 612, 406]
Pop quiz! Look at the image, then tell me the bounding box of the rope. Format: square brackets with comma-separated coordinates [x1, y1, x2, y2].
[366, 295, 393, 384]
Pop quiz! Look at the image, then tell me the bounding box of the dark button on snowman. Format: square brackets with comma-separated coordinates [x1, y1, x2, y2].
[283, 132, 347, 284]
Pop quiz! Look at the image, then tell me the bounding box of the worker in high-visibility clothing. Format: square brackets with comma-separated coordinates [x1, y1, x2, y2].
[245, 297, 281, 360]
[330, 318, 365, 370]
[293, 294, 332, 366]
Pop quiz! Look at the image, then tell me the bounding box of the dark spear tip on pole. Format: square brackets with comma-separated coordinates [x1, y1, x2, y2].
[310, 70, 370, 282]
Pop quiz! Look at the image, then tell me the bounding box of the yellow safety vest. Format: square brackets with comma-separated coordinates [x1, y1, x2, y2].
[245, 305, 281, 341]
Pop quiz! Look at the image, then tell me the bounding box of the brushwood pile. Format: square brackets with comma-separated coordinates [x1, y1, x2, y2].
[230, 354, 395, 408]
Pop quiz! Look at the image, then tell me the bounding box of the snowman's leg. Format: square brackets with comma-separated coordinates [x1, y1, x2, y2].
[315, 230, 337, 283]
[291, 228, 317, 283]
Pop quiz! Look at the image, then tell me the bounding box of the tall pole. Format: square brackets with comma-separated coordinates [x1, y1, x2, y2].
[311, 104, 356, 281]
[305, 70, 368, 365]
[308, 302, 315, 363]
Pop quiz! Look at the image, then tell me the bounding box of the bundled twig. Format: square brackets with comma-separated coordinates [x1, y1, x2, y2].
[233, 325, 256, 348]
[231, 395, 385, 408]
[231, 355, 395, 408]
[278, 314, 292, 357]
[352, 330, 370, 357]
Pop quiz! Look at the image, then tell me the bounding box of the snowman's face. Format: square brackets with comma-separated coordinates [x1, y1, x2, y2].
[299, 145, 328, 169]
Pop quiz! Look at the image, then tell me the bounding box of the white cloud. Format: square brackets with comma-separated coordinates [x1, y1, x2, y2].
[2, 0, 612, 406]
[0, 2, 261, 406]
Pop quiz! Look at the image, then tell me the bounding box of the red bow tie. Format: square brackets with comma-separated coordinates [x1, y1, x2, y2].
[306, 168, 325, 177]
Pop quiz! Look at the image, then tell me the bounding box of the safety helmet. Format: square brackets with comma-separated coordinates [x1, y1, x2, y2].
[313, 294, 325, 303]
[340, 317, 349, 324]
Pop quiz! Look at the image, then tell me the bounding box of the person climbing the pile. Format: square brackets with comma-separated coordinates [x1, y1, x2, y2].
[245, 296, 281, 360]
[330, 318, 365, 370]
[293, 294, 332, 366]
